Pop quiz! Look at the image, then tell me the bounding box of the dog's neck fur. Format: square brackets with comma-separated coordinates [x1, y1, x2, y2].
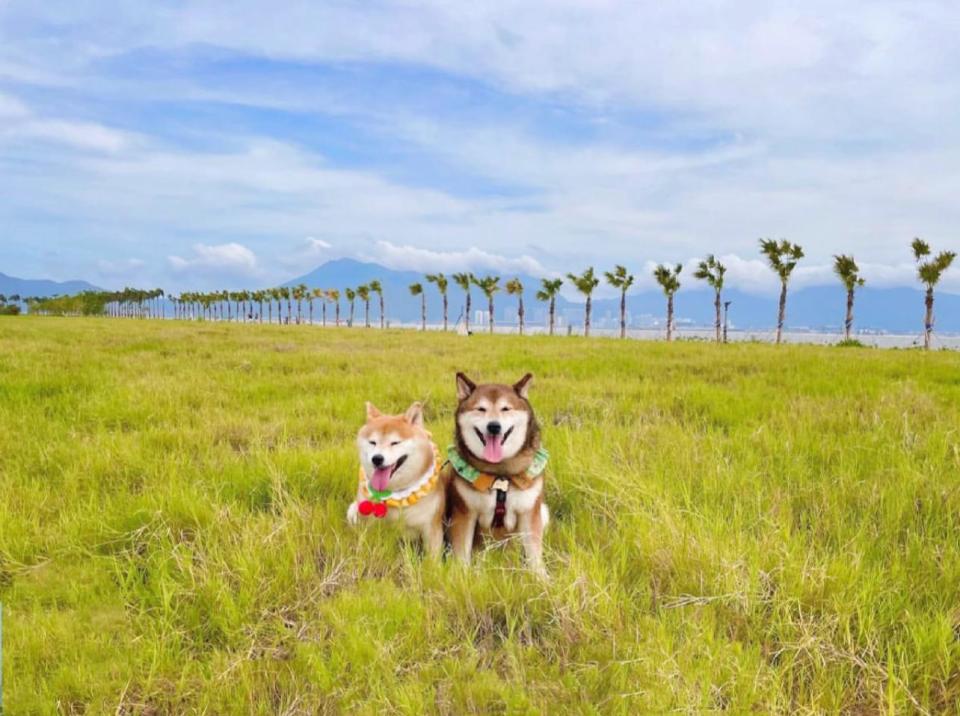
[364, 435, 436, 491]
[455, 416, 541, 477]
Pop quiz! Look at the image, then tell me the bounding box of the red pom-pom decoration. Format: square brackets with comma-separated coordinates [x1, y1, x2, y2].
[358, 500, 375, 516]
[373, 503, 388, 518]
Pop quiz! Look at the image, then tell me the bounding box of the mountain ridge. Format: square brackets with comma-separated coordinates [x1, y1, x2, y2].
[0, 272, 102, 298]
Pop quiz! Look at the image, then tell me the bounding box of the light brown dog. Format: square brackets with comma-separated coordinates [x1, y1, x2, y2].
[444, 373, 549, 575]
[347, 402, 445, 557]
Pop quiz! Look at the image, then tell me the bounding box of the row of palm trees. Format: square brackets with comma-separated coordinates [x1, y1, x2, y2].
[171, 286, 349, 326]
[22, 238, 956, 349]
[169, 282, 392, 328]
[401, 238, 954, 349]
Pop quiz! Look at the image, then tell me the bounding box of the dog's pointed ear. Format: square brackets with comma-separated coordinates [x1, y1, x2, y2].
[456, 372, 476, 400]
[513, 373, 533, 399]
[365, 402, 382, 420]
[404, 401, 424, 428]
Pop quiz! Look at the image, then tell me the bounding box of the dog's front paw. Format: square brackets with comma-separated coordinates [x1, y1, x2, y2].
[346, 501, 359, 525]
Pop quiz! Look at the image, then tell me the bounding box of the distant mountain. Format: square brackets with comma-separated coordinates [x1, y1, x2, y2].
[0, 272, 102, 298]
[285, 258, 549, 327]
[286, 259, 960, 334]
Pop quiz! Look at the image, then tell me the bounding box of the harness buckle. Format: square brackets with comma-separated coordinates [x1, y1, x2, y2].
[491, 478, 510, 492]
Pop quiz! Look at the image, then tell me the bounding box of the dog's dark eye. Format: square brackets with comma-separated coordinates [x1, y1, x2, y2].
[368, 440, 376, 446]
[477, 407, 487, 413]
[501, 406, 511, 412]
[390, 441, 400, 447]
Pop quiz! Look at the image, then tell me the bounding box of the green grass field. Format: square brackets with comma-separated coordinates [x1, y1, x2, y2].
[1, 318, 959, 714]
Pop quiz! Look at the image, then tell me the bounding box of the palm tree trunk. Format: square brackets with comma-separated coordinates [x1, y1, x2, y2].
[465, 293, 472, 332]
[619, 289, 626, 339]
[549, 298, 556, 336]
[335, 302, 340, 326]
[364, 300, 370, 328]
[666, 294, 674, 342]
[518, 296, 525, 336]
[776, 282, 787, 345]
[348, 301, 354, 327]
[714, 290, 721, 343]
[286, 298, 292, 324]
[309, 299, 314, 325]
[322, 302, 327, 327]
[259, 301, 263, 324]
[442, 293, 448, 331]
[421, 295, 426, 331]
[844, 288, 854, 341]
[584, 294, 592, 337]
[379, 295, 385, 329]
[924, 287, 934, 350]
[488, 295, 494, 334]
[723, 302, 730, 344]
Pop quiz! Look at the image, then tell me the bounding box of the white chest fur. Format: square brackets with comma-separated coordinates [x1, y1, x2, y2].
[385, 489, 442, 530]
[455, 478, 543, 532]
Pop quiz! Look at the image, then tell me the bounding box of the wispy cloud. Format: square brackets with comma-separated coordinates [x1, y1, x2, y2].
[361, 240, 550, 276]
[168, 242, 261, 282]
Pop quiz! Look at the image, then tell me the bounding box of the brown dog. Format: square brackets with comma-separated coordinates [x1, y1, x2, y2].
[348, 402, 445, 558]
[444, 372, 549, 575]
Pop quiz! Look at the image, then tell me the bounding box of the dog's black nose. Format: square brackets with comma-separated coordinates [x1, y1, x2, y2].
[487, 421, 502, 435]
[372, 454, 385, 467]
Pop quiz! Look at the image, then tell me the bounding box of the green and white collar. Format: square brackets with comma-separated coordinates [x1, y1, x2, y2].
[446, 444, 549, 484]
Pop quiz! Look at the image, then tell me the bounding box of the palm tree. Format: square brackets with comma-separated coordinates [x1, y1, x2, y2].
[472, 275, 501, 334]
[505, 278, 525, 335]
[296, 284, 308, 324]
[253, 291, 267, 323]
[269, 288, 280, 324]
[912, 238, 957, 350]
[281, 286, 293, 324]
[426, 273, 449, 331]
[328, 288, 341, 326]
[452, 272, 472, 332]
[833, 255, 865, 342]
[759, 239, 804, 345]
[653, 263, 683, 341]
[368, 280, 384, 328]
[310, 287, 324, 325]
[604, 265, 634, 339]
[536, 278, 563, 336]
[693, 255, 727, 343]
[409, 282, 426, 330]
[566, 268, 599, 337]
[357, 284, 371, 328]
[345, 287, 356, 327]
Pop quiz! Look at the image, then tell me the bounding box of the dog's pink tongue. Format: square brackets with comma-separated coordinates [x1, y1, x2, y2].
[371, 466, 392, 492]
[483, 434, 504, 463]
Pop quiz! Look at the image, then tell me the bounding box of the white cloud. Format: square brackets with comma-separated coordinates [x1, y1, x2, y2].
[361, 240, 550, 277]
[305, 237, 332, 251]
[0, 91, 130, 152]
[168, 242, 260, 276]
[15, 119, 129, 152]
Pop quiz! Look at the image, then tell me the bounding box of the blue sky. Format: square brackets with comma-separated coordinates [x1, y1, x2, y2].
[1, 1, 958, 294]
